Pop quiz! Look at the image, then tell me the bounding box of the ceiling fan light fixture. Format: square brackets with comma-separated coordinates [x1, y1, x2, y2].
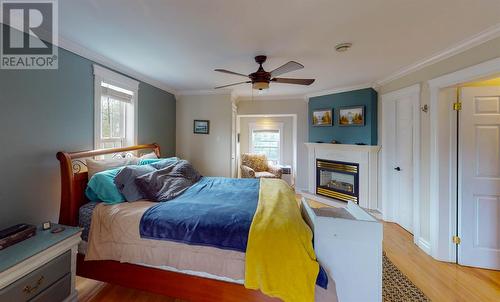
[214, 56, 314, 90]
[253, 81, 269, 90]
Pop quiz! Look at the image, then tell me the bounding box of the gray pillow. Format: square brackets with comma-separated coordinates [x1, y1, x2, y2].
[114, 165, 156, 201]
[135, 160, 202, 202]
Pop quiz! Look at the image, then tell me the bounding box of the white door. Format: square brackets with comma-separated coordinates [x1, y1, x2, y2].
[393, 97, 414, 233]
[381, 88, 417, 235]
[459, 86, 500, 270]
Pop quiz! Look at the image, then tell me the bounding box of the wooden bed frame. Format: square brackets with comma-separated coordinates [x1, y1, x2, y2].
[57, 144, 278, 302]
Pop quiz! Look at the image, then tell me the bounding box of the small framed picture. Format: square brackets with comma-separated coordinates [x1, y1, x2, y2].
[339, 106, 365, 126]
[193, 120, 210, 134]
[312, 108, 333, 127]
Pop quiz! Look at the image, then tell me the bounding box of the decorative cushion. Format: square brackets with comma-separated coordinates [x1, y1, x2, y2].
[241, 153, 269, 172]
[254, 171, 278, 178]
[139, 152, 158, 159]
[86, 157, 138, 178]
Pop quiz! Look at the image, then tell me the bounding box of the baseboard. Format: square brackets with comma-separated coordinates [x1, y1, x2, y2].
[417, 237, 432, 255]
[294, 186, 306, 193]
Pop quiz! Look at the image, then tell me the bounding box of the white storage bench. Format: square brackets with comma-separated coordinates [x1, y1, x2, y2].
[301, 198, 383, 302]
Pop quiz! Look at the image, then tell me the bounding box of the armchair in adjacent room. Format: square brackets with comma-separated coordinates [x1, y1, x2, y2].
[240, 153, 283, 179]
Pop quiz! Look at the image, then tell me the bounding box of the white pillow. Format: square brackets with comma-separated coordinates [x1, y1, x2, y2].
[140, 152, 158, 159]
[86, 157, 139, 178]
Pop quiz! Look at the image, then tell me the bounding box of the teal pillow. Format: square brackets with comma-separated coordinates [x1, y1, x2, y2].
[85, 167, 125, 204]
[139, 157, 179, 167]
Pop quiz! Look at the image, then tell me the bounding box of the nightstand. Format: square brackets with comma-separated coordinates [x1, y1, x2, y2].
[0, 224, 81, 302]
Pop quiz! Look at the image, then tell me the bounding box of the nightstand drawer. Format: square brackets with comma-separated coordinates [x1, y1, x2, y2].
[30, 273, 70, 302]
[0, 250, 71, 301]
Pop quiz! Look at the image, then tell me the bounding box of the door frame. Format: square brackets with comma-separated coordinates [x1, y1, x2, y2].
[230, 103, 238, 178]
[428, 57, 500, 262]
[236, 114, 298, 182]
[380, 84, 421, 247]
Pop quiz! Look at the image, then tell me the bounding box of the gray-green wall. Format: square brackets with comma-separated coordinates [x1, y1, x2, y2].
[0, 36, 176, 229]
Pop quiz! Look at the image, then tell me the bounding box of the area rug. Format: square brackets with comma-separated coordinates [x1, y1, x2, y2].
[383, 253, 431, 302]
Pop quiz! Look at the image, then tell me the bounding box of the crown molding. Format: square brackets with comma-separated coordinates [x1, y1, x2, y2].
[57, 34, 178, 95]
[236, 94, 307, 102]
[304, 83, 375, 100]
[375, 23, 500, 86]
[1, 21, 178, 95]
[176, 89, 233, 97]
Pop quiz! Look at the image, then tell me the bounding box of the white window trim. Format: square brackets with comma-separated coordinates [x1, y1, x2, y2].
[93, 64, 139, 149]
[248, 122, 284, 165]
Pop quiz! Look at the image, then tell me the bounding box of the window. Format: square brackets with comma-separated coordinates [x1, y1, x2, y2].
[249, 123, 283, 165]
[94, 65, 139, 149]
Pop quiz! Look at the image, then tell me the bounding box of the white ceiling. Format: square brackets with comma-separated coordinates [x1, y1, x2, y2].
[59, 0, 500, 97]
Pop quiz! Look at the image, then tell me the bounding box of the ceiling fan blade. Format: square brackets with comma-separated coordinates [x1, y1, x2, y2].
[214, 69, 249, 78]
[214, 81, 251, 89]
[270, 61, 304, 77]
[271, 78, 315, 85]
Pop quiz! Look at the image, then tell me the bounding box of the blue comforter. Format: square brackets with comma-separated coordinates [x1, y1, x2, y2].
[140, 177, 259, 252]
[139, 176, 329, 288]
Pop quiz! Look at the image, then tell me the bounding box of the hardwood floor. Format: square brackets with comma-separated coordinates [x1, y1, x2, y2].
[76, 219, 500, 302]
[383, 222, 500, 302]
[76, 276, 185, 302]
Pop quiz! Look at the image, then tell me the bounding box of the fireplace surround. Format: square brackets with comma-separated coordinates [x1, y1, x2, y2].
[304, 143, 380, 210]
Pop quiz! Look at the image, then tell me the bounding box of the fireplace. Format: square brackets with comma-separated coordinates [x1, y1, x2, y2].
[316, 159, 359, 203]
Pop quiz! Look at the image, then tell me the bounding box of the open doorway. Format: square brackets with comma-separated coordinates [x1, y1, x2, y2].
[236, 114, 297, 186]
[433, 72, 500, 270]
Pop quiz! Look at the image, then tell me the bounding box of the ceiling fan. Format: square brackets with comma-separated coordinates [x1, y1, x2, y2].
[214, 55, 315, 90]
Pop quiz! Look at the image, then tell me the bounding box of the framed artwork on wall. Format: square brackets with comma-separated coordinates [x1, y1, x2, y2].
[312, 108, 333, 127]
[339, 106, 365, 126]
[193, 120, 210, 134]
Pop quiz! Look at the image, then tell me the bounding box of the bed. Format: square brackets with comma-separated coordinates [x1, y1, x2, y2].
[57, 144, 338, 302]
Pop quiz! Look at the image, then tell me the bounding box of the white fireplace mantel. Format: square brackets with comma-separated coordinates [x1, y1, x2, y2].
[304, 143, 381, 210]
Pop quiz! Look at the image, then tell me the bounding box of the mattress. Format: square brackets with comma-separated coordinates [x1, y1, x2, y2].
[83, 201, 337, 301]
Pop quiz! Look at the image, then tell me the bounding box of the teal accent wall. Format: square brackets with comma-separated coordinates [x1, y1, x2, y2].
[0, 25, 176, 229]
[308, 88, 378, 145]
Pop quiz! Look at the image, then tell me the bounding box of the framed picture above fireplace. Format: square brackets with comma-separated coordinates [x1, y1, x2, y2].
[312, 108, 333, 127]
[339, 106, 365, 126]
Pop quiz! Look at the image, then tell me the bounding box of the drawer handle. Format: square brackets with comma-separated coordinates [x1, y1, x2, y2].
[23, 276, 44, 295]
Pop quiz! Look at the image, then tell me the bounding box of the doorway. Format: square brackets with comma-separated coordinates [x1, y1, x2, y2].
[381, 85, 421, 239]
[236, 114, 297, 186]
[428, 59, 500, 268]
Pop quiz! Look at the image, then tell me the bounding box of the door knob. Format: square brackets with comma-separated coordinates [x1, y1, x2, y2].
[394, 167, 401, 171]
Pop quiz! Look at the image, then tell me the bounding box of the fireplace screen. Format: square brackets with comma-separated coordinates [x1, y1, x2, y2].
[316, 159, 359, 203]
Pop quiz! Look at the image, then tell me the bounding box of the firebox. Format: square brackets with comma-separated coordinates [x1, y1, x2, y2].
[316, 159, 359, 203]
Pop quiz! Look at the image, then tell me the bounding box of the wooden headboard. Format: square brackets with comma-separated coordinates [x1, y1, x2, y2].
[56, 143, 161, 226]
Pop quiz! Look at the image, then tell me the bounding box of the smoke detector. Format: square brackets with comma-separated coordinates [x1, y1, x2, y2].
[335, 42, 352, 52]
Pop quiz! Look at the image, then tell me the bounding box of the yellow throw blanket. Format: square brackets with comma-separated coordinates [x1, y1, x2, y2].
[245, 178, 319, 302]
